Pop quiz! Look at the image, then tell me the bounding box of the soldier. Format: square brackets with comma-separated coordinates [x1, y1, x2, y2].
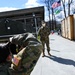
[0, 42, 12, 75]
[10, 33, 42, 75]
[38, 20, 51, 57]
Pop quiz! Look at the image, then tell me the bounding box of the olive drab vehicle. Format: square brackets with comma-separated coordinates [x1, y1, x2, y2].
[9, 33, 43, 75]
[0, 19, 24, 37]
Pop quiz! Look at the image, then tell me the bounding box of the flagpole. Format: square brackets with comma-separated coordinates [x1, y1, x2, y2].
[53, 9, 56, 30]
[52, 8, 54, 30]
[48, 0, 51, 30]
[52, 8, 56, 30]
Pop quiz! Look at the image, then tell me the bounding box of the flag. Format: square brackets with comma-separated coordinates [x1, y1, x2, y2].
[12, 56, 21, 66]
[52, 1, 61, 9]
[55, 10, 60, 14]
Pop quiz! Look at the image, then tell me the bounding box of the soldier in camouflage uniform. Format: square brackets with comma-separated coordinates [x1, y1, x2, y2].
[9, 33, 38, 52]
[38, 20, 51, 57]
[9, 33, 42, 75]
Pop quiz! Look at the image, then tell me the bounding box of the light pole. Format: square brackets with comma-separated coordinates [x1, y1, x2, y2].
[33, 13, 38, 37]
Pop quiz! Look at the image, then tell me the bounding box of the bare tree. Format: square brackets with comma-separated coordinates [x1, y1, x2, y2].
[68, 0, 73, 16]
[38, 0, 51, 22]
[44, 0, 55, 30]
[60, 0, 66, 18]
[61, 0, 73, 18]
[44, 0, 51, 28]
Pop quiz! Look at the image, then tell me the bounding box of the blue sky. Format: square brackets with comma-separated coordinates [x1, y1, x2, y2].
[0, 0, 27, 8]
[0, 0, 44, 10]
[0, 0, 75, 21]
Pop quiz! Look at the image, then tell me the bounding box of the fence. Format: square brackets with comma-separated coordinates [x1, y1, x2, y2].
[61, 15, 74, 40]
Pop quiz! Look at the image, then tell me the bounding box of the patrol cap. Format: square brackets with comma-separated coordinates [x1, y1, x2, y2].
[0, 43, 10, 63]
[41, 20, 46, 26]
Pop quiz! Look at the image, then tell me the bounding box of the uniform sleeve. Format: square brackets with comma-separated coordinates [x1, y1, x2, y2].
[46, 27, 50, 35]
[37, 28, 41, 36]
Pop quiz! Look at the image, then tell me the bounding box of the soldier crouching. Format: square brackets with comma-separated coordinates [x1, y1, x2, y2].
[9, 33, 42, 75]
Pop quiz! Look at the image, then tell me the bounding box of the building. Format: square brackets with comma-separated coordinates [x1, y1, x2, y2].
[0, 6, 44, 36]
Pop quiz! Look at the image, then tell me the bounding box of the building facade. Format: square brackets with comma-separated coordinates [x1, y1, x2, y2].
[0, 6, 44, 35]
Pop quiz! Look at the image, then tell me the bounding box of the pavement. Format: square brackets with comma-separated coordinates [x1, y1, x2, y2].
[30, 33, 75, 75]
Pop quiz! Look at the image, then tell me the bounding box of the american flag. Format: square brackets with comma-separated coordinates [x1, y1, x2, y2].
[12, 57, 21, 66]
[52, 1, 61, 9]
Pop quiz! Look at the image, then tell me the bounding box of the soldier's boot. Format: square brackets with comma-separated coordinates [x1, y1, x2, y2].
[42, 48, 45, 57]
[42, 52, 45, 57]
[48, 50, 51, 56]
[48, 52, 51, 56]
[47, 48, 51, 56]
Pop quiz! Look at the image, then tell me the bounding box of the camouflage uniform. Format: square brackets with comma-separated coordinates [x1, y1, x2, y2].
[9, 33, 42, 75]
[38, 21, 51, 57]
[9, 33, 36, 52]
[0, 62, 12, 75]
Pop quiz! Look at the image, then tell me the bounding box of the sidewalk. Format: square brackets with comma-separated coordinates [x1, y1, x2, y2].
[30, 33, 75, 75]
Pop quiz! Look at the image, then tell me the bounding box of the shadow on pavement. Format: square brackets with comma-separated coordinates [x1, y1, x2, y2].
[45, 55, 75, 66]
[50, 39, 55, 41]
[51, 49, 60, 52]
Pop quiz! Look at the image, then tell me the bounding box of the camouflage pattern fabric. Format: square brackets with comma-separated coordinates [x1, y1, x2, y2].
[9, 33, 35, 46]
[10, 33, 42, 75]
[9, 33, 37, 52]
[38, 26, 50, 41]
[38, 24, 50, 54]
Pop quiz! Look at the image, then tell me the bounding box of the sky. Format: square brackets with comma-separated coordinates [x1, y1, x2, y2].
[0, 0, 75, 21]
[54, 0, 75, 21]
